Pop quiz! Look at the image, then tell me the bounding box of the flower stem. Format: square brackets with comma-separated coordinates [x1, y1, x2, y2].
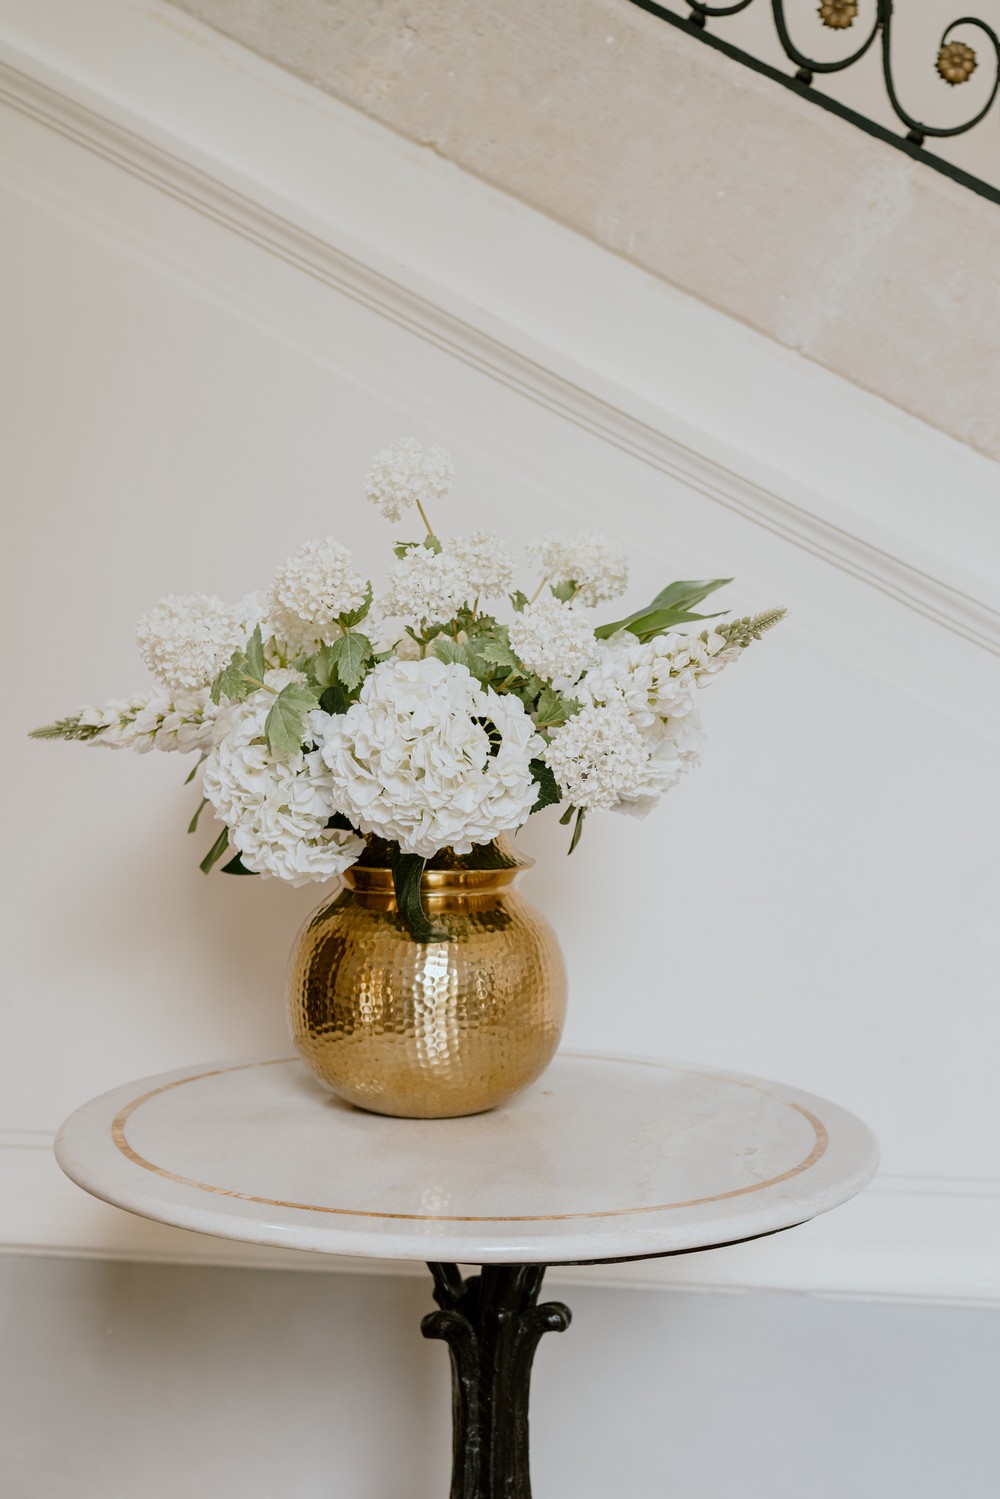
[415, 497, 435, 538]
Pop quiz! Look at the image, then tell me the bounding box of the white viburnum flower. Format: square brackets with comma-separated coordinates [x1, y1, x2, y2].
[365, 437, 454, 523]
[443, 532, 515, 600]
[319, 657, 544, 858]
[136, 594, 243, 692]
[610, 707, 706, 819]
[204, 695, 364, 886]
[268, 537, 367, 653]
[526, 532, 628, 606]
[380, 547, 473, 631]
[508, 594, 597, 682]
[542, 703, 649, 812]
[78, 690, 218, 754]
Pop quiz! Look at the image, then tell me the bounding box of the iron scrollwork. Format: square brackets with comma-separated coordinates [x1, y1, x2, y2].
[630, 0, 1000, 200]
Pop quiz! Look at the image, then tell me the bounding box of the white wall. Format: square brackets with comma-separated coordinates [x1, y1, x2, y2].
[1, 1, 1000, 1491]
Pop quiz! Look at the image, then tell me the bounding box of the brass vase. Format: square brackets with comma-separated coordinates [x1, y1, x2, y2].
[287, 839, 567, 1119]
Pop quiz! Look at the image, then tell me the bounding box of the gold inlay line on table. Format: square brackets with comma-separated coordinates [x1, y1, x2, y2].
[109, 1058, 830, 1223]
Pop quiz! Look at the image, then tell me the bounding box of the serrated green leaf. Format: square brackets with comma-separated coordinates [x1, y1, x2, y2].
[339, 581, 373, 630]
[326, 632, 373, 692]
[550, 580, 576, 603]
[211, 652, 254, 704]
[433, 637, 473, 669]
[596, 578, 732, 641]
[390, 847, 450, 944]
[199, 826, 229, 874]
[187, 797, 208, 834]
[529, 758, 561, 813]
[535, 686, 581, 729]
[265, 682, 320, 757]
[476, 634, 517, 670]
[244, 624, 266, 681]
[221, 852, 258, 875]
[510, 590, 530, 613]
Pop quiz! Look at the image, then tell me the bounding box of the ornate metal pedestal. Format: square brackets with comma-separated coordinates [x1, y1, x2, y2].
[423, 1263, 571, 1499]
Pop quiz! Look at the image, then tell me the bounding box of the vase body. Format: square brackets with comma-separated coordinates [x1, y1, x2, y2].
[287, 844, 566, 1119]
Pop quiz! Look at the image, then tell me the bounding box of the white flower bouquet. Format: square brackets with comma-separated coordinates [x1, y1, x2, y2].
[32, 438, 784, 940]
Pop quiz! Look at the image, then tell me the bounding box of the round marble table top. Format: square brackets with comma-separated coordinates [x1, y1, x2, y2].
[55, 1052, 879, 1265]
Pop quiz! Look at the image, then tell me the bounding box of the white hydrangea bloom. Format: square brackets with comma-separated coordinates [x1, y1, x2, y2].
[136, 594, 243, 692]
[204, 695, 364, 886]
[380, 547, 472, 630]
[508, 594, 597, 682]
[79, 690, 218, 754]
[319, 657, 544, 858]
[526, 532, 628, 606]
[268, 537, 367, 653]
[542, 703, 649, 811]
[366, 437, 454, 523]
[443, 532, 514, 599]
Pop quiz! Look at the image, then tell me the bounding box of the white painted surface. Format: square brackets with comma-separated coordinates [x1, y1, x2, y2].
[0, 0, 998, 1309]
[1, 1255, 996, 1499]
[53, 1053, 879, 1263]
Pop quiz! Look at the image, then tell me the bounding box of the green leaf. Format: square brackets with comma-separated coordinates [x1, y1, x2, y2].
[264, 682, 320, 757]
[534, 686, 580, 729]
[510, 590, 530, 614]
[319, 683, 348, 716]
[339, 581, 373, 630]
[558, 804, 575, 826]
[595, 579, 733, 641]
[390, 848, 450, 944]
[610, 607, 727, 644]
[476, 634, 518, 671]
[221, 852, 258, 876]
[187, 797, 208, 834]
[211, 652, 253, 705]
[326, 632, 373, 693]
[326, 812, 357, 832]
[244, 624, 266, 681]
[199, 826, 229, 874]
[549, 580, 576, 603]
[432, 637, 476, 670]
[183, 754, 206, 785]
[568, 807, 586, 855]
[529, 758, 561, 813]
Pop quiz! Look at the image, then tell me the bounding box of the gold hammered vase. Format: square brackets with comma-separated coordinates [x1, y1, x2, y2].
[287, 839, 567, 1119]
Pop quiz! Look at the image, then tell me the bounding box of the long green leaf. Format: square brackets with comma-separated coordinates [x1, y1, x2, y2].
[187, 797, 208, 834]
[199, 826, 229, 874]
[221, 852, 258, 876]
[596, 578, 732, 640]
[390, 847, 449, 944]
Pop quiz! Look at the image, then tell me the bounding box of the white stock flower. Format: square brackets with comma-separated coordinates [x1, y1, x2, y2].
[79, 690, 218, 754]
[136, 595, 242, 692]
[380, 547, 472, 630]
[319, 657, 543, 858]
[542, 703, 649, 811]
[269, 538, 367, 652]
[508, 594, 597, 682]
[443, 532, 514, 599]
[366, 438, 454, 523]
[526, 532, 628, 606]
[204, 695, 364, 886]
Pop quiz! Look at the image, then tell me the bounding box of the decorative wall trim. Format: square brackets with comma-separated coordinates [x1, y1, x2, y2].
[2, 1133, 999, 1304]
[0, 54, 997, 659]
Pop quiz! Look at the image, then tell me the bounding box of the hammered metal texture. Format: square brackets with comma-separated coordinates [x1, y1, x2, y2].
[287, 859, 567, 1119]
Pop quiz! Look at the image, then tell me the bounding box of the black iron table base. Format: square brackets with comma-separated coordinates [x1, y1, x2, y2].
[423, 1263, 571, 1499]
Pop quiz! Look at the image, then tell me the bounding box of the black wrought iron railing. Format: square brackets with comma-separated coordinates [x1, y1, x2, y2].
[626, 0, 1000, 204]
